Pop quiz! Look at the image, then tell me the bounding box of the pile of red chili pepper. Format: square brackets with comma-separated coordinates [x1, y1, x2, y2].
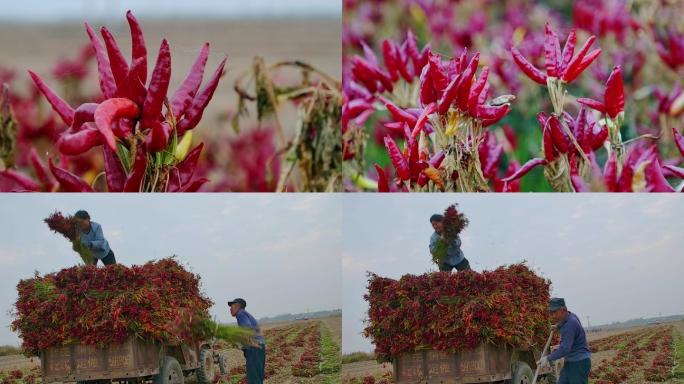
[364, 263, 551, 362]
[11, 258, 213, 355]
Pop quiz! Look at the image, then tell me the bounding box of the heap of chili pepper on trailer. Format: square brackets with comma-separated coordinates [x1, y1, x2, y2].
[342, 0, 684, 192]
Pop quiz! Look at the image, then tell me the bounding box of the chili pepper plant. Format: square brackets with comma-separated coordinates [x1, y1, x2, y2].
[364, 263, 552, 362]
[343, 0, 684, 192]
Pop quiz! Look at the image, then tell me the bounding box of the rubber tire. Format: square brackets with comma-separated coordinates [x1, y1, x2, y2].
[217, 354, 227, 375]
[154, 356, 184, 384]
[196, 348, 216, 384]
[510, 362, 535, 384]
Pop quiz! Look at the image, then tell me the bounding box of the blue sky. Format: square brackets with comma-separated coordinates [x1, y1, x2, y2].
[342, 194, 684, 353]
[0, 194, 341, 346]
[0, 0, 340, 22]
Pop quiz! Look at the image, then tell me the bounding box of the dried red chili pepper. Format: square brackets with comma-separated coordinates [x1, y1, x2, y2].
[177, 57, 228, 134]
[126, 10, 147, 85]
[146, 121, 172, 152]
[167, 143, 205, 192]
[100, 26, 131, 97]
[374, 163, 390, 192]
[140, 39, 171, 129]
[0, 169, 40, 191]
[102, 146, 126, 192]
[170, 43, 209, 120]
[57, 125, 102, 155]
[501, 158, 545, 182]
[123, 145, 147, 192]
[27, 70, 74, 126]
[384, 135, 410, 181]
[577, 66, 624, 119]
[48, 158, 94, 192]
[94, 98, 141, 150]
[85, 22, 116, 98]
[28, 148, 56, 191]
[71, 103, 98, 130]
[672, 128, 684, 156]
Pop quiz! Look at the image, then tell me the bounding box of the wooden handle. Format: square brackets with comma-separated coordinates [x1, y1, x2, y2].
[532, 330, 555, 384]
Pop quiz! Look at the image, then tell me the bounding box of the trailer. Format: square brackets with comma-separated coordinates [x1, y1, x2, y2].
[40, 338, 227, 384]
[393, 343, 558, 384]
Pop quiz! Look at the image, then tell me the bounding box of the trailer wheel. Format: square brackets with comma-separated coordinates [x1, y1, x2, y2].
[217, 354, 227, 375]
[510, 362, 534, 384]
[154, 356, 184, 384]
[196, 348, 216, 384]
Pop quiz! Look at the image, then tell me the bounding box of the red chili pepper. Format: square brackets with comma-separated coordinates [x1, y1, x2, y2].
[476, 104, 510, 121]
[672, 128, 684, 156]
[501, 158, 545, 182]
[604, 66, 624, 118]
[374, 164, 389, 192]
[141, 39, 171, 129]
[48, 158, 94, 192]
[100, 26, 130, 97]
[542, 122, 557, 162]
[405, 30, 422, 76]
[102, 146, 125, 192]
[559, 29, 576, 74]
[146, 121, 171, 152]
[419, 65, 437, 106]
[456, 53, 480, 111]
[57, 125, 102, 155]
[437, 74, 461, 114]
[603, 151, 618, 192]
[127, 58, 148, 105]
[94, 98, 141, 150]
[28, 148, 56, 191]
[570, 173, 589, 192]
[548, 115, 570, 153]
[27, 70, 74, 126]
[589, 123, 608, 151]
[510, 47, 547, 85]
[167, 143, 204, 192]
[123, 145, 147, 192]
[663, 164, 684, 178]
[384, 135, 410, 181]
[181, 177, 209, 192]
[71, 103, 98, 130]
[382, 40, 399, 82]
[576, 98, 607, 114]
[412, 103, 436, 138]
[126, 10, 147, 85]
[177, 57, 227, 135]
[428, 53, 448, 93]
[85, 22, 116, 98]
[468, 66, 489, 116]
[170, 43, 209, 120]
[562, 36, 599, 83]
[544, 23, 561, 77]
[385, 101, 417, 127]
[0, 169, 40, 191]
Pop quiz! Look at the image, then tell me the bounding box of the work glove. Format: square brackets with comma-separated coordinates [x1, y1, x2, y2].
[536, 356, 549, 367]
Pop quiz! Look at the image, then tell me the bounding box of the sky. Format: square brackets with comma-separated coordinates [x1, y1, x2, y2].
[0, 0, 340, 22]
[0, 194, 341, 346]
[342, 194, 684, 353]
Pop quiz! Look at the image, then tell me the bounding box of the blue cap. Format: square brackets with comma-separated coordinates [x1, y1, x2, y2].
[548, 297, 566, 311]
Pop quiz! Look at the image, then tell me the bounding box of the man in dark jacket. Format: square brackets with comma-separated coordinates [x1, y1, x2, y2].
[74, 210, 116, 266]
[229, 298, 266, 384]
[538, 298, 591, 384]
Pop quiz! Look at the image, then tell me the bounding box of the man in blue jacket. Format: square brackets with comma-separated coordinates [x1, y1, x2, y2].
[74, 210, 116, 266]
[429, 214, 470, 272]
[229, 298, 266, 384]
[538, 298, 591, 384]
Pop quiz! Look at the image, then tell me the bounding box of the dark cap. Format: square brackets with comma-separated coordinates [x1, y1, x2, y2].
[228, 298, 247, 308]
[74, 210, 90, 220]
[548, 297, 566, 311]
[430, 214, 444, 223]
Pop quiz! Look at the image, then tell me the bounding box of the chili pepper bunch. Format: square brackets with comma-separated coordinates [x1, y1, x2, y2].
[26, 10, 227, 192]
[44, 211, 95, 264]
[11, 258, 214, 355]
[343, 0, 684, 192]
[442, 204, 469, 241]
[364, 263, 551, 362]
